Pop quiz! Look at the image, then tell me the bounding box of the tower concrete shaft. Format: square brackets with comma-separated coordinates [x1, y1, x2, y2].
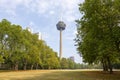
[59, 30, 62, 60]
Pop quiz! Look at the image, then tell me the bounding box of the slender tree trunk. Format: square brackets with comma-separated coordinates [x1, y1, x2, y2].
[105, 60, 108, 72]
[14, 62, 18, 70]
[102, 59, 108, 72]
[0, 63, 2, 68]
[102, 60, 106, 71]
[36, 63, 38, 70]
[31, 64, 34, 70]
[12, 64, 14, 70]
[107, 57, 113, 74]
[48, 66, 51, 69]
[102, 59, 105, 71]
[23, 61, 27, 70]
[115, 41, 120, 52]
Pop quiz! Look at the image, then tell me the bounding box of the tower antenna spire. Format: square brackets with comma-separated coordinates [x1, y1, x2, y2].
[60, 9, 63, 21]
[60, 0, 63, 21]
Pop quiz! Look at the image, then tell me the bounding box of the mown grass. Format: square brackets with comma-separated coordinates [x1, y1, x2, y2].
[0, 70, 120, 80]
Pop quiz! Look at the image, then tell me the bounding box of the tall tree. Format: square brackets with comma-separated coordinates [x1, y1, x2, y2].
[0, 19, 11, 64]
[75, 0, 120, 73]
[8, 24, 23, 70]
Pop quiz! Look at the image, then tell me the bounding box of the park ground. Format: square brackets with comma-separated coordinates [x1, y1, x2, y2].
[0, 69, 120, 80]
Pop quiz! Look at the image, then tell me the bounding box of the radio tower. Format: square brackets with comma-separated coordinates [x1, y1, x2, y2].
[56, 21, 66, 60]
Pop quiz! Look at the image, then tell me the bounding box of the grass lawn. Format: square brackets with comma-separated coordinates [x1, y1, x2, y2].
[0, 69, 120, 80]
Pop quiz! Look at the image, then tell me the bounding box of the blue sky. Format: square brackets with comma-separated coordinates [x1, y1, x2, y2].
[0, 0, 84, 63]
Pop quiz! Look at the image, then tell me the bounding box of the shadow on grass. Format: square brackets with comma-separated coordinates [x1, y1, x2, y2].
[11, 71, 82, 80]
[1, 70, 120, 80]
[24, 71, 120, 80]
[0, 70, 13, 73]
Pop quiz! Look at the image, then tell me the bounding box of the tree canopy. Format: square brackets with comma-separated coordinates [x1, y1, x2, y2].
[0, 19, 81, 70]
[75, 0, 120, 73]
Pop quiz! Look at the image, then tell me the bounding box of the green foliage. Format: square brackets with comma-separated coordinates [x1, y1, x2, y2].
[0, 19, 83, 70]
[0, 19, 60, 70]
[75, 0, 120, 73]
[60, 58, 69, 69]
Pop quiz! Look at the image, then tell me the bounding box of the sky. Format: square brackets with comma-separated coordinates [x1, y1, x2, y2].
[0, 0, 84, 63]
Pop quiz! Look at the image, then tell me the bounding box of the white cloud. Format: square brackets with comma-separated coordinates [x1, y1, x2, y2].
[65, 36, 74, 41]
[49, 11, 55, 15]
[0, 0, 84, 21]
[6, 9, 17, 17]
[0, 0, 24, 16]
[36, 0, 49, 14]
[64, 14, 76, 22]
[61, 0, 79, 10]
[0, 0, 83, 35]
[22, 0, 33, 8]
[0, 0, 83, 39]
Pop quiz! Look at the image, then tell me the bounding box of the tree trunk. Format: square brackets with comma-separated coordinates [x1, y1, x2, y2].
[14, 62, 18, 70]
[23, 61, 27, 70]
[102, 59, 105, 71]
[107, 57, 113, 74]
[31, 64, 34, 70]
[48, 66, 51, 69]
[36, 63, 38, 70]
[102, 59, 108, 72]
[103, 61, 106, 71]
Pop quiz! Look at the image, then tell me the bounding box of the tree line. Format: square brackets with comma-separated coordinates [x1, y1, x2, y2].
[75, 0, 120, 74]
[0, 19, 83, 70]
